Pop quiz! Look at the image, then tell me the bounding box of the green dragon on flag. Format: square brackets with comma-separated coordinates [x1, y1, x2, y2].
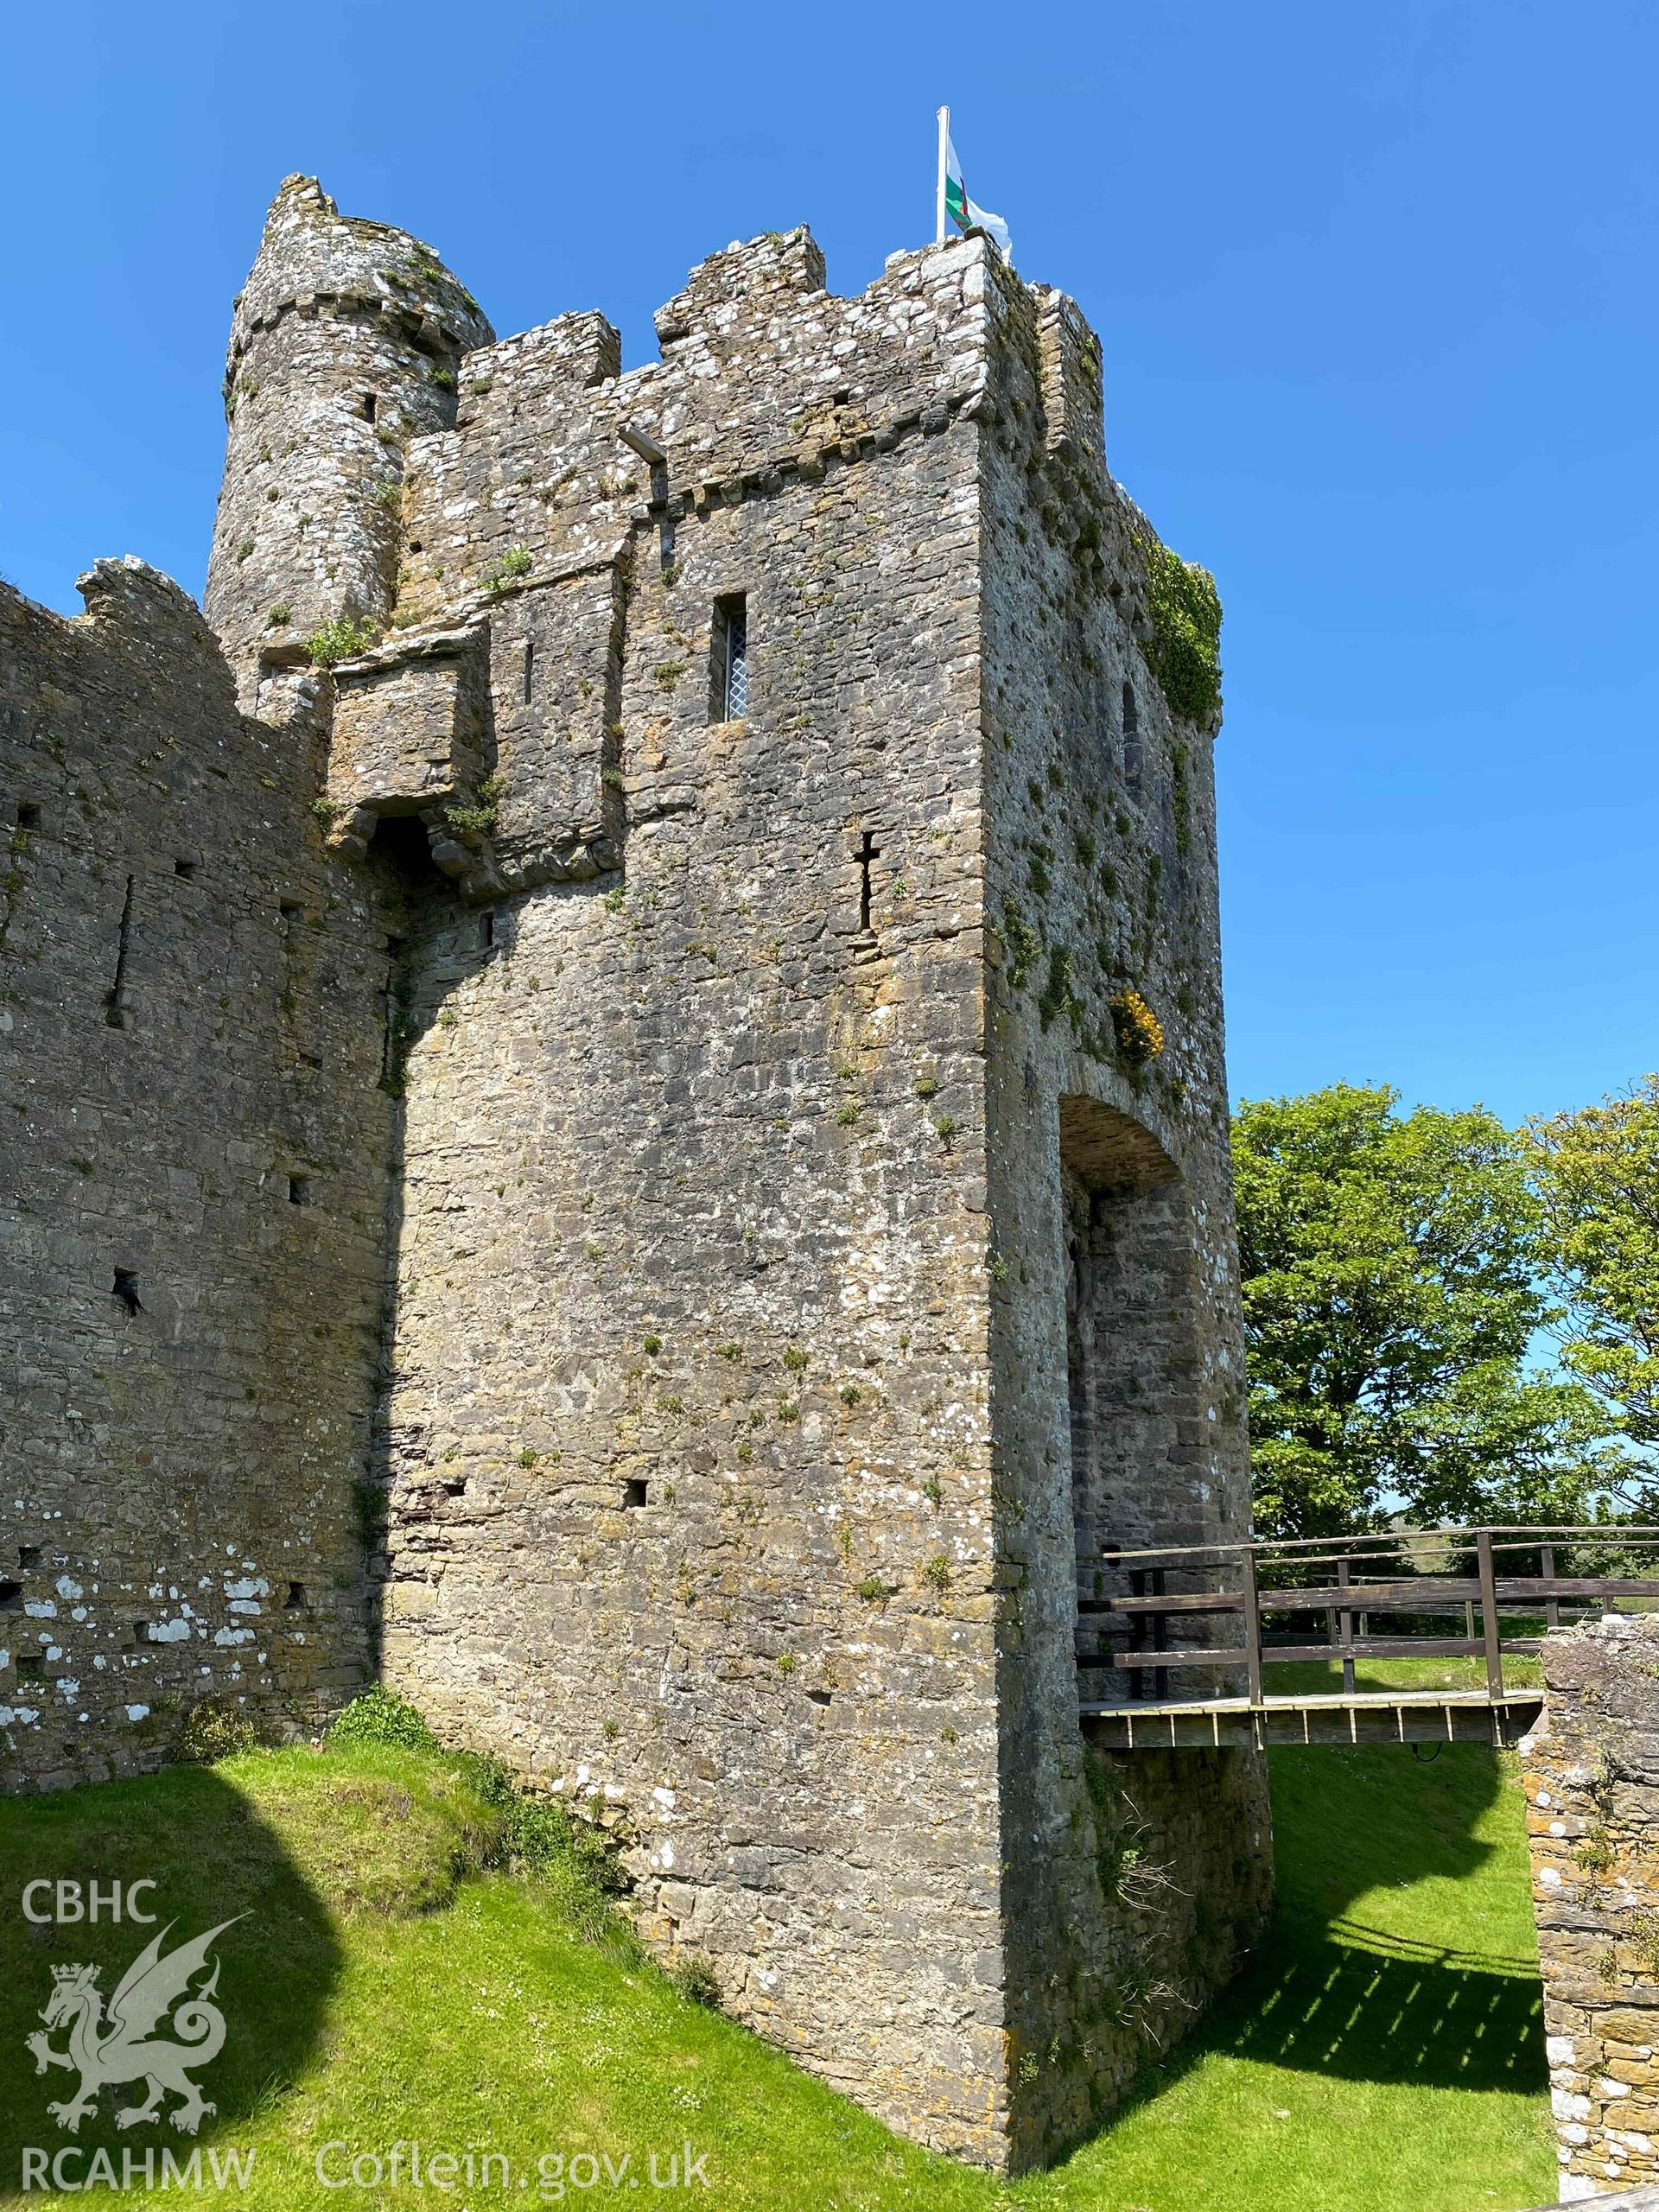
[940, 112, 1014, 262]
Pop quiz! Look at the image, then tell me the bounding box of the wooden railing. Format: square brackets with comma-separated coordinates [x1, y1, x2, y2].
[1077, 1524, 1659, 1711]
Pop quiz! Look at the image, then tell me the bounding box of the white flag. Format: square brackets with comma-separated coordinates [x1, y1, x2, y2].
[944, 130, 1014, 263]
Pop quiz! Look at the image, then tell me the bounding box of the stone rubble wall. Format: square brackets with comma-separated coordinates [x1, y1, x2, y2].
[350, 214, 1264, 2167]
[0, 559, 404, 1787]
[1525, 1612, 1659, 2199]
[1529, 2190, 1659, 2210]
[368, 227, 1011, 2164]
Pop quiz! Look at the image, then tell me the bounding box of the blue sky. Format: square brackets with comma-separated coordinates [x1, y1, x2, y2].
[3, 1, 1653, 1128]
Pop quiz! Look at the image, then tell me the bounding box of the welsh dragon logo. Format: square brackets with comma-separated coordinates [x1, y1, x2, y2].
[26, 1917, 244, 2135]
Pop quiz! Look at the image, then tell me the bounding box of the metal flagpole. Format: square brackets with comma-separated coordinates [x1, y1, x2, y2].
[936, 106, 949, 245]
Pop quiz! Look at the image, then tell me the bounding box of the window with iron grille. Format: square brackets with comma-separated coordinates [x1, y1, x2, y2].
[716, 595, 748, 721]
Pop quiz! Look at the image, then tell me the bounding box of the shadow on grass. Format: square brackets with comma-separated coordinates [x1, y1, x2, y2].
[1090, 1740, 1546, 2141]
[1213, 1920, 1544, 2094]
[0, 1764, 339, 2169]
[1249, 1743, 1545, 2089]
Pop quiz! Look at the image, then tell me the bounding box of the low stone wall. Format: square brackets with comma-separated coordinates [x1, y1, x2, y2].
[1524, 1613, 1659, 2200]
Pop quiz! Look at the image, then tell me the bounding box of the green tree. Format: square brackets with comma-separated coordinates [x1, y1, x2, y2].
[1527, 1076, 1659, 1506]
[1232, 1084, 1612, 1537]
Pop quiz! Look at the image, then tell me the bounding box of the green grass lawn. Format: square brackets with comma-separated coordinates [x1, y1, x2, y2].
[1264, 1649, 1544, 1696]
[0, 1720, 1554, 2212]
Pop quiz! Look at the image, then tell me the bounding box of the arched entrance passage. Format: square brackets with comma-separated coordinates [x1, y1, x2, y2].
[1058, 1096, 1209, 1620]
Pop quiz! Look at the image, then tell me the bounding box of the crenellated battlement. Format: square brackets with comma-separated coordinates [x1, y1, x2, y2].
[302, 219, 1151, 918]
[226, 175, 493, 392]
[653, 224, 829, 349]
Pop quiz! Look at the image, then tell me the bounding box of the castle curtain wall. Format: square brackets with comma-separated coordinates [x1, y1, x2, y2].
[0, 563, 398, 1786]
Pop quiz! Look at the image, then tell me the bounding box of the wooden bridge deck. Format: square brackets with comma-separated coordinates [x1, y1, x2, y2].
[1082, 1686, 1545, 1751]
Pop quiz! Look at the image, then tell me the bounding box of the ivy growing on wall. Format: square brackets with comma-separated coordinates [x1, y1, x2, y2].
[1135, 531, 1222, 725]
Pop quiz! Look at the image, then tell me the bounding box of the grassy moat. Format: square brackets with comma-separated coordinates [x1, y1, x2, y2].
[0, 1716, 1553, 2212]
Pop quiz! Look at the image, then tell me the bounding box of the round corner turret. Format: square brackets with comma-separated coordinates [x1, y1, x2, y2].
[205, 177, 494, 711]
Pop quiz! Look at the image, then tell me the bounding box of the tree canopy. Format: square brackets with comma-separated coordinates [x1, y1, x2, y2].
[1526, 1075, 1659, 1507]
[1231, 1083, 1618, 1538]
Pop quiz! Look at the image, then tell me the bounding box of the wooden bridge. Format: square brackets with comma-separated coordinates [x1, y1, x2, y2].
[1077, 1523, 1659, 1751]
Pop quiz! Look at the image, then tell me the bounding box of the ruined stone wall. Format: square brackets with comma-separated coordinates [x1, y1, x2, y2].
[973, 261, 1270, 2158]
[3, 173, 1273, 2171]
[1525, 1613, 1659, 2200]
[0, 561, 398, 1789]
[366, 232, 1014, 2163]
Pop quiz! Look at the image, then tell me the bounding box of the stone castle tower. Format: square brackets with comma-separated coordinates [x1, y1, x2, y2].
[0, 175, 1270, 2170]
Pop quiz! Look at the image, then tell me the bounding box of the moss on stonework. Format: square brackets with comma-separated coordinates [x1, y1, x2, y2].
[1038, 945, 1086, 1037]
[1170, 741, 1192, 853]
[443, 773, 504, 839]
[1135, 530, 1222, 725]
[1001, 900, 1043, 988]
[479, 545, 532, 593]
